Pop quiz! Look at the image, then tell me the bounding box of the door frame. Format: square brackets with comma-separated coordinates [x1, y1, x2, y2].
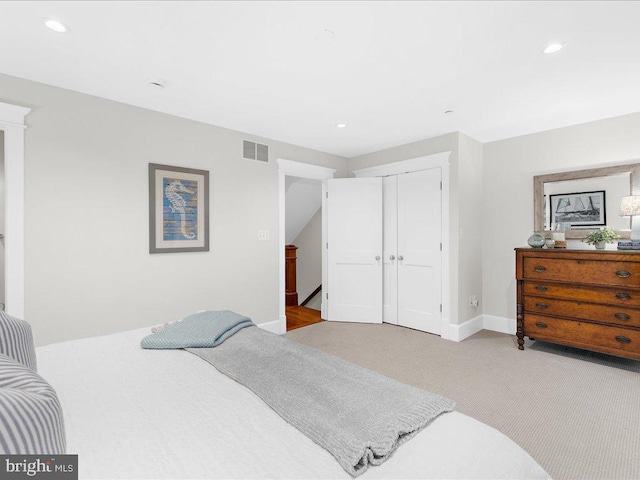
[277, 158, 336, 334]
[0, 102, 30, 319]
[353, 151, 452, 339]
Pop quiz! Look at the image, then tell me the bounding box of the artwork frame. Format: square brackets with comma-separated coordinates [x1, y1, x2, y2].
[149, 163, 209, 254]
[549, 190, 606, 229]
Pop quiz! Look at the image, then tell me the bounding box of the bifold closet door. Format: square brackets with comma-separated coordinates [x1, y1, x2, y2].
[383, 176, 398, 325]
[397, 168, 442, 334]
[326, 178, 383, 323]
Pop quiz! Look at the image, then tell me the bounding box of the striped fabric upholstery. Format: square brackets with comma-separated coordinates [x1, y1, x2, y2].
[0, 311, 37, 371]
[0, 354, 66, 454]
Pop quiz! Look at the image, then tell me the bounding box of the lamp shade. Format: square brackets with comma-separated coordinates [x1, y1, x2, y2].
[619, 195, 640, 216]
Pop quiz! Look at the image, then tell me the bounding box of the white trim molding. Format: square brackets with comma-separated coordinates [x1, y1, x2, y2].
[482, 314, 516, 335]
[448, 315, 483, 342]
[449, 314, 517, 342]
[277, 158, 336, 334]
[353, 152, 453, 340]
[352, 152, 451, 178]
[0, 103, 30, 129]
[258, 320, 282, 334]
[277, 159, 336, 180]
[0, 102, 30, 319]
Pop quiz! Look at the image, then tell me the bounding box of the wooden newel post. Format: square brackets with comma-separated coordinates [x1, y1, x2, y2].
[285, 245, 298, 307]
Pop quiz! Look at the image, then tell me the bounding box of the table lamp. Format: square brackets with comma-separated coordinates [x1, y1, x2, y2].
[619, 195, 640, 241]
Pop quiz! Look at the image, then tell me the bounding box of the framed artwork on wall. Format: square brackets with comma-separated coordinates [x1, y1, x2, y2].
[149, 163, 209, 253]
[549, 190, 606, 228]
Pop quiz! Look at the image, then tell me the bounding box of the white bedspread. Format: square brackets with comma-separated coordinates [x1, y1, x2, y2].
[37, 328, 549, 479]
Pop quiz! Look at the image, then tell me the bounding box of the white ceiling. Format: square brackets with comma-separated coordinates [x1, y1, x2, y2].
[1, 1, 639, 157]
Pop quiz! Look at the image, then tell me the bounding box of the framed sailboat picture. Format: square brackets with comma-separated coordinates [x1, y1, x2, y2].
[149, 163, 210, 253]
[549, 190, 606, 228]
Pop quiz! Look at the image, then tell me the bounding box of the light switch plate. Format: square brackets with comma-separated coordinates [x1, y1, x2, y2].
[258, 230, 270, 241]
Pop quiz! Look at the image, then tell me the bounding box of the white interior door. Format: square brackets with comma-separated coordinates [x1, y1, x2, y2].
[326, 178, 383, 323]
[382, 176, 398, 325]
[397, 168, 442, 334]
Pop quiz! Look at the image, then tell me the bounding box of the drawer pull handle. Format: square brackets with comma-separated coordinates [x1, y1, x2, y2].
[535, 322, 548, 329]
[615, 335, 631, 344]
[534, 265, 547, 273]
[535, 285, 548, 292]
[616, 270, 631, 278]
[535, 303, 548, 309]
[616, 293, 631, 301]
[615, 313, 631, 321]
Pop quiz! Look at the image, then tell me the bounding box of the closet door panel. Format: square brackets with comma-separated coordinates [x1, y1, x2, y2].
[326, 178, 383, 323]
[382, 176, 398, 325]
[397, 168, 442, 334]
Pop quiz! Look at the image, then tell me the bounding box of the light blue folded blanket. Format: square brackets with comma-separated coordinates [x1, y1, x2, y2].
[141, 310, 254, 349]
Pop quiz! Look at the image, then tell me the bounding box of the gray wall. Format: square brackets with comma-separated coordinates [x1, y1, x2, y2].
[482, 112, 640, 321]
[291, 208, 322, 309]
[0, 73, 349, 346]
[457, 133, 483, 321]
[7, 68, 638, 343]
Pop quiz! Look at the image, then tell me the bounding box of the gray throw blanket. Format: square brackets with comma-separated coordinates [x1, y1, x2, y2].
[141, 311, 254, 349]
[187, 326, 455, 477]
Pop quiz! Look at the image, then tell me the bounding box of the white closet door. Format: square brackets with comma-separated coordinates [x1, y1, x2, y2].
[397, 168, 442, 334]
[326, 178, 383, 323]
[382, 176, 398, 325]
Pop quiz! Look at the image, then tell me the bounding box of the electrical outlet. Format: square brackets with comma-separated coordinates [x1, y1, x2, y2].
[469, 295, 479, 308]
[258, 230, 270, 241]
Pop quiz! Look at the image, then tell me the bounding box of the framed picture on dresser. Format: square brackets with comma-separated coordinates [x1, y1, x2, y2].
[549, 190, 606, 228]
[149, 163, 210, 254]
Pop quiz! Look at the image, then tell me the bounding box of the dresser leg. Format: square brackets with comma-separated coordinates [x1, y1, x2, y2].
[516, 302, 525, 350]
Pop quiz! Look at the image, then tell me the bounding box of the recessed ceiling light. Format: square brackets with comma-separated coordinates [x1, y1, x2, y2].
[44, 19, 69, 33]
[543, 42, 566, 54]
[148, 79, 166, 89]
[336, 123, 346, 128]
[316, 29, 336, 42]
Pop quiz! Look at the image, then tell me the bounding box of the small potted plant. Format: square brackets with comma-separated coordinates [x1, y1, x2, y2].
[583, 227, 620, 250]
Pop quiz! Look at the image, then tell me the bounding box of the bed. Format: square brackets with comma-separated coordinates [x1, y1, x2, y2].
[33, 325, 549, 479]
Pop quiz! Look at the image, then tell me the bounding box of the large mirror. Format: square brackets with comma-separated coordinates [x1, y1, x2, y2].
[533, 163, 640, 239]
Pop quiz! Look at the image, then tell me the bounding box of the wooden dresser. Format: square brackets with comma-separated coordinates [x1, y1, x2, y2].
[515, 248, 640, 360]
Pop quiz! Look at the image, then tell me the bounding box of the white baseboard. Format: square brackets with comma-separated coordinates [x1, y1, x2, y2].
[263, 313, 515, 339]
[482, 314, 516, 335]
[258, 319, 283, 335]
[448, 314, 516, 342]
[448, 315, 483, 342]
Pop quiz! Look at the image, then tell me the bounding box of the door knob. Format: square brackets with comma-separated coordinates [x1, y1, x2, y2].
[375, 255, 381, 261]
[398, 255, 404, 261]
[389, 255, 396, 261]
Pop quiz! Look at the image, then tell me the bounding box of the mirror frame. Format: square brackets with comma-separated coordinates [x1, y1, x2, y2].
[534, 163, 640, 239]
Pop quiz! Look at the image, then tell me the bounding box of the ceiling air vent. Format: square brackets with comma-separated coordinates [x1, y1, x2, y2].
[243, 140, 269, 162]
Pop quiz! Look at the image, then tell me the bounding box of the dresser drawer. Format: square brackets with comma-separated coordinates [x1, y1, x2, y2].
[523, 257, 640, 287]
[524, 314, 640, 357]
[523, 282, 640, 307]
[524, 295, 640, 328]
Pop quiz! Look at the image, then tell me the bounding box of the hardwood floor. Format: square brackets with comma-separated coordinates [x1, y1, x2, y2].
[286, 305, 324, 331]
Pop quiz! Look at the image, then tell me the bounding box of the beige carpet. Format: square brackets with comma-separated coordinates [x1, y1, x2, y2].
[286, 322, 640, 480]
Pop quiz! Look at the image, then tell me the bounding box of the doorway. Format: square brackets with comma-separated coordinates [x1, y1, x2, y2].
[0, 101, 29, 319]
[277, 159, 336, 334]
[284, 176, 323, 331]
